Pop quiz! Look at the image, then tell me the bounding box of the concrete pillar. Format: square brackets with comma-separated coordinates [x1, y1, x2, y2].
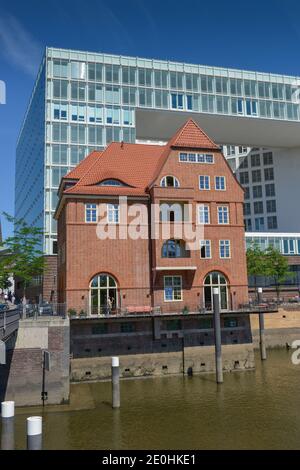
[258, 288, 267, 360]
[213, 288, 223, 384]
[1, 401, 15, 450]
[111, 356, 120, 409]
[1, 401, 14, 418]
[27, 416, 42, 450]
[22, 297, 27, 320]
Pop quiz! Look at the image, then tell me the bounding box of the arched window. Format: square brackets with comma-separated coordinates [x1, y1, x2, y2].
[160, 176, 180, 188]
[99, 179, 126, 186]
[90, 273, 118, 315]
[162, 239, 189, 258]
[204, 271, 229, 311]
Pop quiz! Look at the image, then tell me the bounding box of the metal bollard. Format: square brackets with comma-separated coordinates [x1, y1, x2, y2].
[111, 356, 120, 408]
[258, 287, 267, 360]
[1, 401, 15, 450]
[213, 288, 223, 384]
[27, 416, 42, 450]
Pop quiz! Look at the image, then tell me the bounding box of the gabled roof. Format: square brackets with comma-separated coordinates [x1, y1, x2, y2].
[148, 119, 220, 188]
[170, 119, 219, 150]
[63, 142, 164, 197]
[59, 119, 221, 200]
[64, 151, 103, 180]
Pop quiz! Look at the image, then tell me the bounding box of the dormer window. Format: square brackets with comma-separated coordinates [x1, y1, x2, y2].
[160, 176, 180, 188]
[99, 179, 125, 186]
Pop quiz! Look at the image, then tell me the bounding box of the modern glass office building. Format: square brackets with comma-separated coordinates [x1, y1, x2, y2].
[16, 47, 300, 257]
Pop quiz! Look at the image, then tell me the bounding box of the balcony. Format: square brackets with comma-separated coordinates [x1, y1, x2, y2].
[151, 186, 195, 201]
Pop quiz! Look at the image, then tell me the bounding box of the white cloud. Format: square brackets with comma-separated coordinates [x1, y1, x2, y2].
[0, 14, 42, 77]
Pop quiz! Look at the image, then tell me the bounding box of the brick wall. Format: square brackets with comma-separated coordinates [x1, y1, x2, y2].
[70, 314, 254, 380]
[58, 146, 249, 314]
[0, 317, 70, 406]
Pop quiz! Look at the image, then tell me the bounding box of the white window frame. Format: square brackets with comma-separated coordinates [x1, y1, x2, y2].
[219, 240, 231, 259]
[164, 275, 183, 302]
[85, 203, 97, 223]
[198, 204, 210, 224]
[107, 203, 120, 224]
[217, 206, 229, 224]
[200, 240, 212, 259]
[215, 176, 226, 191]
[205, 154, 214, 164]
[199, 175, 210, 190]
[179, 152, 188, 162]
[160, 175, 180, 188]
[179, 152, 214, 164]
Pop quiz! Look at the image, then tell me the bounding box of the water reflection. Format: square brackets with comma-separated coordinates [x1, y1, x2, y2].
[1, 349, 300, 450]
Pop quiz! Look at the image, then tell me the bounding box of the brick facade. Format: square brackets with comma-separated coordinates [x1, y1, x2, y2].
[56, 120, 249, 315]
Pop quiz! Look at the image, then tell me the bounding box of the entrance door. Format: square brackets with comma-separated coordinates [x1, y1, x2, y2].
[204, 272, 229, 311]
[89, 274, 118, 315]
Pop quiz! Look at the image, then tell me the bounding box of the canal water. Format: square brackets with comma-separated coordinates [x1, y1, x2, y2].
[3, 349, 300, 449]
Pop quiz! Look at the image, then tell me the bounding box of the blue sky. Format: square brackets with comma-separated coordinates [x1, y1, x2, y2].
[1, 0, 300, 238]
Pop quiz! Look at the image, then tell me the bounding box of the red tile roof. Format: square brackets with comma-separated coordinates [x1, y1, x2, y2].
[61, 119, 220, 197]
[170, 119, 219, 150]
[64, 151, 103, 180]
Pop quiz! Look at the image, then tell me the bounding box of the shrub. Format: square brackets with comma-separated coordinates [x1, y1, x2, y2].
[68, 308, 77, 317]
[182, 305, 189, 315]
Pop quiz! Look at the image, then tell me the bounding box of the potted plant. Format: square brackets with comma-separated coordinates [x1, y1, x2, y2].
[68, 308, 77, 318]
[182, 305, 189, 315]
[79, 309, 87, 318]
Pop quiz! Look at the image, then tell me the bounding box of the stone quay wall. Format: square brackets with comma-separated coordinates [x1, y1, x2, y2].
[0, 317, 70, 406]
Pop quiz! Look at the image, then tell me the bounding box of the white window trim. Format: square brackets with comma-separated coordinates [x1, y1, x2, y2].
[179, 153, 214, 164]
[199, 175, 210, 191]
[217, 205, 229, 225]
[160, 175, 180, 188]
[107, 203, 120, 224]
[163, 275, 183, 302]
[85, 203, 98, 223]
[215, 176, 226, 191]
[219, 240, 231, 259]
[200, 240, 212, 259]
[198, 204, 210, 225]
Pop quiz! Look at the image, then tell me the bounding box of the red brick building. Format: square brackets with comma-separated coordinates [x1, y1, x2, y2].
[55, 119, 248, 315]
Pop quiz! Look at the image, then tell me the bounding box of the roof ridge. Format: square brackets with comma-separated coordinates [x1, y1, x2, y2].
[171, 118, 219, 150]
[64, 150, 102, 180]
[67, 150, 104, 190]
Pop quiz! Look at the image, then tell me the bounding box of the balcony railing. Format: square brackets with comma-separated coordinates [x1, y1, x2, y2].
[69, 303, 278, 319]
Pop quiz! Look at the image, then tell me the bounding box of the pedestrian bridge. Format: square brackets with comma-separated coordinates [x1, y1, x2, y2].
[0, 308, 20, 364]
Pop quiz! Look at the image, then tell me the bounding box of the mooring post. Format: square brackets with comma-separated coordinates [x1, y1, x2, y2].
[111, 356, 120, 409]
[1, 401, 15, 450]
[213, 288, 223, 384]
[27, 416, 42, 450]
[257, 287, 267, 360]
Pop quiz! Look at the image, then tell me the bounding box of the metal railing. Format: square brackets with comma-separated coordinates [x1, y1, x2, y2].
[66, 303, 279, 318]
[19, 303, 67, 319]
[0, 307, 20, 341]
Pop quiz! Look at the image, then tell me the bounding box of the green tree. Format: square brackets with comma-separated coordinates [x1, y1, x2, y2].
[0, 213, 45, 299]
[264, 246, 294, 300]
[246, 243, 269, 290]
[0, 269, 12, 292]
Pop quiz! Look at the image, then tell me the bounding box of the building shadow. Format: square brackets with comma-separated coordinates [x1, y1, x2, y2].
[0, 333, 17, 402]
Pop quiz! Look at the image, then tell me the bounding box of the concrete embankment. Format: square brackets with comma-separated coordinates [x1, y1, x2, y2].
[251, 307, 300, 348]
[70, 344, 255, 382]
[0, 317, 70, 406]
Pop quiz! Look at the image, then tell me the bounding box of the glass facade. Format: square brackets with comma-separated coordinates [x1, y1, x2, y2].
[16, 47, 300, 254]
[245, 234, 300, 255]
[223, 145, 277, 232]
[15, 58, 46, 250]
